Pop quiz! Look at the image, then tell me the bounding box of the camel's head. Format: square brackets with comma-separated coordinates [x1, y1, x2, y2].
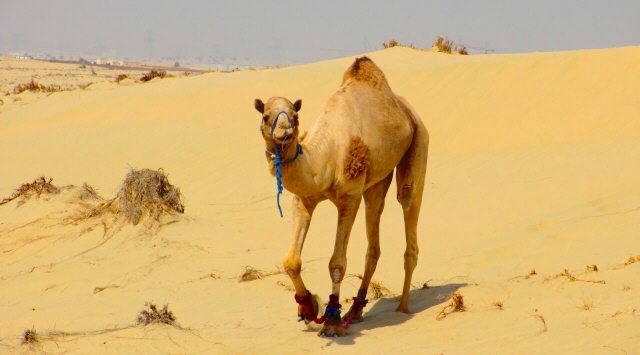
[254, 97, 302, 146]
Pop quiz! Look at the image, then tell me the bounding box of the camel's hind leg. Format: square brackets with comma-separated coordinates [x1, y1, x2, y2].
[395, 120, 429, 314]
[343, 171, 393, 324]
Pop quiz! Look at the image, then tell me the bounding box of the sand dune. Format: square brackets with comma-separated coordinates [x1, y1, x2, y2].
[1, 46, 639, 354]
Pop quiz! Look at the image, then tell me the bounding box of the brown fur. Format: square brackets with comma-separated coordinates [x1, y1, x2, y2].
[344, 137, 370, 179]
[341, 56, 390, 90]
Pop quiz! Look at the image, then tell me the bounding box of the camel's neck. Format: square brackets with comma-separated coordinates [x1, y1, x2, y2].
[265, 134, 333, 197]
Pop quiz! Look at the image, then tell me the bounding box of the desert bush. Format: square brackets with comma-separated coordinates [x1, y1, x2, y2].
[13, 80, 64, 94]
[21, 327, 38, 346]
[0, 176, 58, 207]
[136, 303, 176, 326]
[115, 74, 128, 83]
[140, 68, 166, 82]
[88, 168, 184, 225]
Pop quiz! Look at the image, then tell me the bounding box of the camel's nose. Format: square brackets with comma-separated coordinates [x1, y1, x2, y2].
[275, 128, 294, 140]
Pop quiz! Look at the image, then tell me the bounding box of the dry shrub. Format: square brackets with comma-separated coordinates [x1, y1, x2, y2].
[531, 313, 547, 331]
[436, 292, 466, 320]
[622, 283, 631, 291]
[492, 301, 504, 310]
[140, 68, 167, 82]
[136, 303, 176, 326]
[237, 266, 283, 282]
[21, 327, 38, 346]
[457, 46, 469, 55]
[434, 36, 454, 53]
[13, 80, 65, 94]
[115, 74, 128, 83]
[89, 168, 184, 225]
[77, 82, 92, 90]
[0, 176, 58, 207]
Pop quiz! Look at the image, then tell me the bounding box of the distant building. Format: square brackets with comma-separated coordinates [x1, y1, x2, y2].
[95, 58, 106, 65]
[15, 54, 33, 59]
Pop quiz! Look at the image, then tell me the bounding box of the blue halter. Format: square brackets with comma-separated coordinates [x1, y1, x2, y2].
[264, 110, 303, 217]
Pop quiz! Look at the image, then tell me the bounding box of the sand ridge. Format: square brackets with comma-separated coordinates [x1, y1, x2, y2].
[1, 46, 639, 354]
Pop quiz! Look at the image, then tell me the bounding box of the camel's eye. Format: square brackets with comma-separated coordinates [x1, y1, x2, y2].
[262, 115, 269, 123]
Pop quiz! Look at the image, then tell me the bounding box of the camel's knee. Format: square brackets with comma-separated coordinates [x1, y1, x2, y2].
[283, 253, 302, 278]
[403, 244, 419, 271]
[328, 260, 346, 284]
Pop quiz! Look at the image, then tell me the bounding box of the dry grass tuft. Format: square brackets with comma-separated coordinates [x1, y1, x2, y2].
[115, 74, 128, 83]
[622, 283, 631, 291]
[237, 266, 283, 282]
[136, 303, 176, 326]
[492, 300, 504, 310]
[545, 268, 605, 284]
[13, 79, 66, 94]
[509, 268, 537, 281]
[140, 68, 167, 82]
[382, 39, 399, 48]
[434, 36, 454, 53]
[623, 255, 640, 266]
[350, 274, 393, 300]
[531, 313, 547, 331]
[276, 280, 295, 292]
[21, 327, 38, 346]
[200, 271, 220, 280]
[580, 296, 595, 311]
[586, 264, 598, 272]
[412, 280, 431, 290]
[88, 168, 184, 225]
[0, 175, 58, 207]
[436, 292, 466, 320]
[431, 36, 469, 55]
[77, 82, 92, 90]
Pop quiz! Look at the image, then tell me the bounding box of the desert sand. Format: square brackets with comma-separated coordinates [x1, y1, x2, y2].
[1, 46, 639, 354]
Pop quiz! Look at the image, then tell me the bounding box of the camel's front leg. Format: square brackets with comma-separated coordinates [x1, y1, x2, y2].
[284, 194, 324, 324]
[318, 193, 361, 337]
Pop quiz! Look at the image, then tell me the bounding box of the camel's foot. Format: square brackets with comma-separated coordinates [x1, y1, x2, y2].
[342, 290, 368, 325]
[395, 304, 409, 314]
[295, 291, 319, 325]
[318, 308, 346, 338]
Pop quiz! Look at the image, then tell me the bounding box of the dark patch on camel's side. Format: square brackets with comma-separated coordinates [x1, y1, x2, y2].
[344, 137, 370, 179]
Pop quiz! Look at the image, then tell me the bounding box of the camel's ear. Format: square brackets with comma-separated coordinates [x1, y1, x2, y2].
[293, 99, 302, 112]
[254, 99, 265, 114]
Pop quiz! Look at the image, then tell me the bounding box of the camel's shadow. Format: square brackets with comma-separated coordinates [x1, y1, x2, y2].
[310, 282, 468, 345]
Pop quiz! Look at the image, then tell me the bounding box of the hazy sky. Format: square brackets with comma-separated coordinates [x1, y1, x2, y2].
[1, 1, 639, 65]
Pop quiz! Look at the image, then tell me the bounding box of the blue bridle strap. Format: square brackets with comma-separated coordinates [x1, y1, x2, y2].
[267, 110, 303, 217]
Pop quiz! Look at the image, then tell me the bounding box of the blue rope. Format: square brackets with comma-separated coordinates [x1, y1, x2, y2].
[268, 111, 303, 217]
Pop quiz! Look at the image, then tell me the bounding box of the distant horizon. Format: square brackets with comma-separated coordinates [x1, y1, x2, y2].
[2, 1, 639, 68]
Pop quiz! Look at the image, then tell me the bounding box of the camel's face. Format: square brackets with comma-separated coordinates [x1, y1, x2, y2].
[254, 97, 302, 145]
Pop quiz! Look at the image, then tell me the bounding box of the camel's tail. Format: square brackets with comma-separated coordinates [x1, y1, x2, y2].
[395, 97, 429, 211]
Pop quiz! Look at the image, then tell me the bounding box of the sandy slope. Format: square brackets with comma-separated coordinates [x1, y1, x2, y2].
[1, 46, 639, 354]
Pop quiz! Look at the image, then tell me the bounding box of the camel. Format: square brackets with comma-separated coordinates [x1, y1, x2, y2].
[254, 56, 429, 337]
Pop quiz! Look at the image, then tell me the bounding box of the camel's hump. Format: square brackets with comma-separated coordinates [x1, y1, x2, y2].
[341, 56, 390, 90]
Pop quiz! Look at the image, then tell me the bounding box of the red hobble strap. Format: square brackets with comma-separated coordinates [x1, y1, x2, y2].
[343, 297, 369, 329]
[294, 292, 342, 325]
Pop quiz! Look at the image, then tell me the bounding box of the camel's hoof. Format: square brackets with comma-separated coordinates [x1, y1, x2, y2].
[297, 315, 310, 324]
[317, 308, 346, 338]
